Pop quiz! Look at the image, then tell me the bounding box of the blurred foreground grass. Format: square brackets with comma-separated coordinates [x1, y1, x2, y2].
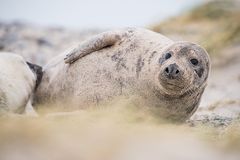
[150, 0, 240, 57]
[0, 100, 240, 160]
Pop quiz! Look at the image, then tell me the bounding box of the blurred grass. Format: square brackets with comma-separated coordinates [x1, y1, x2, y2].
[0, 101, 240, 160]
[150, 0, 240, 56]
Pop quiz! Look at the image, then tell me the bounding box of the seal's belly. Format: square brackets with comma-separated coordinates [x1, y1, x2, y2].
[38, 48, 140, 107]
[35, 29, 172, 108]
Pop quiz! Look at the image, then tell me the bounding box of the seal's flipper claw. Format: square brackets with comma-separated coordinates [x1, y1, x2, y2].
[64, 52, 77, 64]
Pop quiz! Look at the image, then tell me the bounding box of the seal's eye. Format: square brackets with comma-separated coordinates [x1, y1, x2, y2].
[165, 53, 171, 60]
[190, 58, 198, 65]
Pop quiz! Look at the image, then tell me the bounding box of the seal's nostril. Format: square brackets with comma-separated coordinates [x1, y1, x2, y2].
[165, 67, 169, 73]
[164, 63, 181, 79]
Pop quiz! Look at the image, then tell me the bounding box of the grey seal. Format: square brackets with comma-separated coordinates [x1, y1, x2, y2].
[0, 52, 42, 114]
[35, 28, 210, 121]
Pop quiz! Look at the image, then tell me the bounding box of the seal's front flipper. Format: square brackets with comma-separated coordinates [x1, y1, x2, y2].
[64, 30, 124, 64]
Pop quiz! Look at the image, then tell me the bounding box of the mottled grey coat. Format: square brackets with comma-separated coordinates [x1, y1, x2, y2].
[35, 28, 210, 121]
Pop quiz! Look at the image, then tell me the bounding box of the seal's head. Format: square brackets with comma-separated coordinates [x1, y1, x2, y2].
[157, 41, 210, 96]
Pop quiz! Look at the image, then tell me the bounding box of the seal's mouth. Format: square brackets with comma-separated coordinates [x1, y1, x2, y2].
[158, 72, 190, 96]
[159, 80, 185, 92]
[158, 74, 203, 97]
[164, 82, 184, 90]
